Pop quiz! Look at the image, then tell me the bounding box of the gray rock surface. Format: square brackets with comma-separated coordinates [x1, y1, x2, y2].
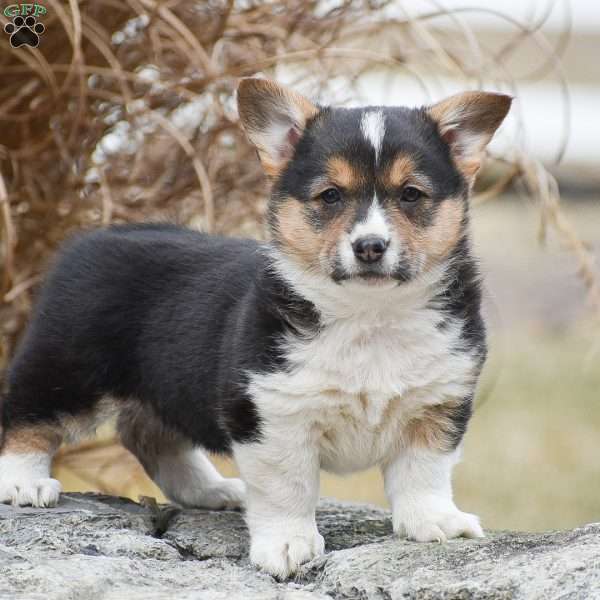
[1, 493, 599, 599]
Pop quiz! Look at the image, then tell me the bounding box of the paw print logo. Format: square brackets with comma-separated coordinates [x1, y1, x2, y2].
[4, 15, 45, 48]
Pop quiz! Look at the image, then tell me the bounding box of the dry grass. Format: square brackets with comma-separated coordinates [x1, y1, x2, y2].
[0, 1, 598, 507]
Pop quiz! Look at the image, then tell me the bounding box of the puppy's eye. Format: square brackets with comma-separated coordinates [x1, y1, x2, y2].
[319, 188, 341, 204]
[400, 186, 423, 203]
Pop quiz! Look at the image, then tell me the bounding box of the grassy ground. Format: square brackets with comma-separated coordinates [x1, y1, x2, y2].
[457, 331, 600, 531]
[55, 197, 600, 532]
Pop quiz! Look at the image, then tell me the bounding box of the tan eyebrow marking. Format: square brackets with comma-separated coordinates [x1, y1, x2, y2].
[326, 156, 363, 190]
[386, 154, 433, 193]
[387, 155, 416, 187]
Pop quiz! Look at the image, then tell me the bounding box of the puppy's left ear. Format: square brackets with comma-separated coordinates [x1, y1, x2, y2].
[428, 91, 512, 183]
[237, 78, 318, 178]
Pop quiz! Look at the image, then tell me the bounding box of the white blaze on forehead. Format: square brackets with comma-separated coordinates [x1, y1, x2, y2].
[349, 197, 390, 243]
[360, 110, 385, 162]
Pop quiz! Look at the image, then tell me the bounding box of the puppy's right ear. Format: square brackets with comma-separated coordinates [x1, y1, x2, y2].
[237, 78, 318, 177]
[427, 91, 512, 184]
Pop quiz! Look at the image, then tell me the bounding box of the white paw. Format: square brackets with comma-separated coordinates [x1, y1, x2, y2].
[250, 523, 325, 579]
[0, 477, 62, 508]
[170, 477, 246, 510]
[204, 477, 246, 510]
[393, 498, 484, 542]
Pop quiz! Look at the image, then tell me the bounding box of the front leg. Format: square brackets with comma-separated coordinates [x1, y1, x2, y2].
[382, 403, 483, 542]
[233, 421, 323, 579]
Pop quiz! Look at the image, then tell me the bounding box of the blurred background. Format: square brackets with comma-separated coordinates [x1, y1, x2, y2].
[0, 1, 598, 532]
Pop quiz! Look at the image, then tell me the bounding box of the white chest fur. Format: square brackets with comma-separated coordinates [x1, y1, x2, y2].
[247, 263, 478, 474]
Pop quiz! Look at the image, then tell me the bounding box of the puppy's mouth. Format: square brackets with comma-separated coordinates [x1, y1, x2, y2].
[356, 272, 391, 284]
[332, 263, 412, 285]
[332, 269, 411, 287]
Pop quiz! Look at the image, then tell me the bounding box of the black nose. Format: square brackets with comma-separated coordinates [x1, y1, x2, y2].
[352, 236, 388, 264]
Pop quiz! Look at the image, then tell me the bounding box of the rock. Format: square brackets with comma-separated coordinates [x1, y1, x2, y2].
[0, 493, 598, 599]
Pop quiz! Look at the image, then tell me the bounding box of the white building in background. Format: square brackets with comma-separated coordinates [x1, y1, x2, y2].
[394, 1, 600, 171]
[287, 1, 599, 174]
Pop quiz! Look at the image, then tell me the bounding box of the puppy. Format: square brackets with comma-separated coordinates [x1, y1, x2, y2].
[0, 78, 510, 578]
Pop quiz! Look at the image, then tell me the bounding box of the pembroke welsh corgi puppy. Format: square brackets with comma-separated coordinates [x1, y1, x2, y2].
[0, 78, 510, 578]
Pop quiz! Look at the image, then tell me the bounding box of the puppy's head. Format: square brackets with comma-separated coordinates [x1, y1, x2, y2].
[238, 78, 511, 285]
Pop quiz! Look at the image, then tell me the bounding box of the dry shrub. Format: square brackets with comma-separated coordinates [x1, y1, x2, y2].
[0, 1, 597, 493]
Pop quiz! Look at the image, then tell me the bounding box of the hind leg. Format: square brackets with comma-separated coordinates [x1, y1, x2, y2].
[0, 423, 63, 507]
[1, 332, 114, 507]
[152, 447, 246, 510]
[118, 402, 245, 509]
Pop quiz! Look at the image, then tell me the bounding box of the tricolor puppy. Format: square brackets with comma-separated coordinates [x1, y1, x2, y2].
[0, 79, 511, 578]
